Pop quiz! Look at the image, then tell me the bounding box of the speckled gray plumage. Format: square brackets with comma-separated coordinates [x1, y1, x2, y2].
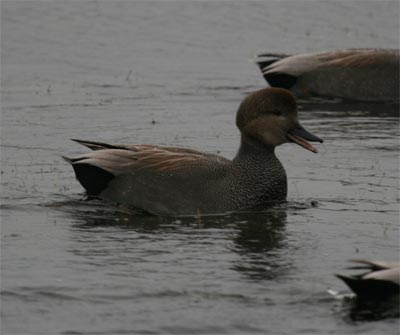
[97, 139, 287, 215]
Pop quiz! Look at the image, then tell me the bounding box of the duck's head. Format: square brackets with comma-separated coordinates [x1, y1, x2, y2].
[236, 87, 323, 152]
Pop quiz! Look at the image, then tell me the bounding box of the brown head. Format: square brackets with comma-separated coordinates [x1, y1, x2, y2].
[236, 87, 322, 152]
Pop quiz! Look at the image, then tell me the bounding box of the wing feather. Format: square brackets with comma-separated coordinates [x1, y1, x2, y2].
[258, 49, 399, 77]
[67, 142, 228, 177]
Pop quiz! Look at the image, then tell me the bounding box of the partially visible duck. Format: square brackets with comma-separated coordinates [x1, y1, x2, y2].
[336, 259, 400, 300]
[64, 88, 322, 215]
[256, 49, 400, 101]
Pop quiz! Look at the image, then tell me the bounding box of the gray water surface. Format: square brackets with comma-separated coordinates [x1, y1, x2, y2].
[1, 2, 399, 334]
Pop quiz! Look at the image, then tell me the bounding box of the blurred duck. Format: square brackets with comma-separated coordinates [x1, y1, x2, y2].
[256, 49, 400, 101]
[336, 259, 400, 300]
[64, 88, 322, 215]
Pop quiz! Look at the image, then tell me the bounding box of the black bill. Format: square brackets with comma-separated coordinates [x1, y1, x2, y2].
[287, 124, 323, 153]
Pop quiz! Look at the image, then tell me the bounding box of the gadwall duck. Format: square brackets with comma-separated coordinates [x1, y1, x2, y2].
[336, 259, 400, 300]
[256, 49, 400, 101]
[64, 88, 322, 215]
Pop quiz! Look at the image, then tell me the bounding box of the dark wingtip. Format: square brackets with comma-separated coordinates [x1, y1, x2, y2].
[70, 139, 116, 151]
[255, 53, 290, 70]
[256, 55, 281, 70]
[256, 59, 279, 70]
[61, 155, 73, 164]
[71, 138, 90, 145]
[257, 52, 291, 59]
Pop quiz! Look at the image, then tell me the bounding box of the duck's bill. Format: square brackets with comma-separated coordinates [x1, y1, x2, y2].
[287, 124, 323, 153]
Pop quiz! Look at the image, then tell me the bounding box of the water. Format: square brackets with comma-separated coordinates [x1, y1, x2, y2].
[1, 1, 399, 334]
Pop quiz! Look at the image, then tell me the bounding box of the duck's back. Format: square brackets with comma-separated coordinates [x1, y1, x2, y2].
[257, 49, 400, 101]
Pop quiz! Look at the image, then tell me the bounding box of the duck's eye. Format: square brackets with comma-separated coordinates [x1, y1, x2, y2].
[271, 110, 282, 116]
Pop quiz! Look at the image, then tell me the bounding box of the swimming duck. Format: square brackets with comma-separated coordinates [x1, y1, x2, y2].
[64, 87, 322, 215]
[256, 49, 400, 101]
[336, 259, 400, 300]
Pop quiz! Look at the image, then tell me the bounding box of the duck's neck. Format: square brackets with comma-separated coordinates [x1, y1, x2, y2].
[228, 135, 287, 203]
[233, 136, 276, 164]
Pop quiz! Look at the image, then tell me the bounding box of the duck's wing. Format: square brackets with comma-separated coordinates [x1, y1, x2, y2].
[349, 259, 400, 271]
[255, 53, 298, 89]
[363, 267, 400, 284]
[64, 140, 229, 196]
[255, 52, 292, 71]
[71, 139, 122, 151]
[255, 51, 328, 89]
[71, 138, 215, 156]
[316, 49, 400, 68]
[255, 49, 399, 89]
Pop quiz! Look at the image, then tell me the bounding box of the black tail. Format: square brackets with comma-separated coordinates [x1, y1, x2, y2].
[263, 73, 297, 90]
[336, 274, 400, 300]
[63, 154, 114, 196]
[71, 163, 114, 196]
